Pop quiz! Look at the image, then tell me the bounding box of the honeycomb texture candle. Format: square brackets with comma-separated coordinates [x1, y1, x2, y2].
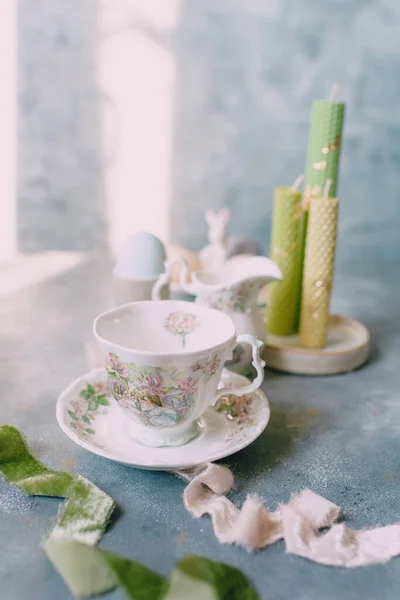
[299, 195, 339, 348]
[266, 187, 303, 336]
[303, 99, 345, 206]
[296, 97, 345, 330]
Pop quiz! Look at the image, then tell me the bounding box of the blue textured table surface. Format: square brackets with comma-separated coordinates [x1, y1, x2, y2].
[1, 254, 399, 600]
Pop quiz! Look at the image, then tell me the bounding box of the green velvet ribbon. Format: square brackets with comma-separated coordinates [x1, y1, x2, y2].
[0, 424, 74, 496]
[0, 426, 260, 599]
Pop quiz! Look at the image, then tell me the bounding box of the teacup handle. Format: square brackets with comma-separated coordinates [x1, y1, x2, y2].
[214, 334, 266, 402]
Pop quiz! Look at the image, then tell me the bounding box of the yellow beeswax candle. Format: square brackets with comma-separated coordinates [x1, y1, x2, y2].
[299, 180, 339, 348]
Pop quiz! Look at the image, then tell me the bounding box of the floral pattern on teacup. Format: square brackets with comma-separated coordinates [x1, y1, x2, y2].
[67, 381, 110, 438]
[105, 353, 200, 428]
[61, 368, 269, 462]
[190, 352, 221, 381]
[164, 311, 197, 348]
[196, 280, 261, 313]
[105, 352, 128, 378]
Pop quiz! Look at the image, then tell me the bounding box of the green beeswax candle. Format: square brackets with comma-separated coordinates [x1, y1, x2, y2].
[303, 98, 345, 205]
[266, 186, 303, 336]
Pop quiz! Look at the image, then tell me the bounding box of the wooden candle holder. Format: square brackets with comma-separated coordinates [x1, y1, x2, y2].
[262, 314, 370, 375]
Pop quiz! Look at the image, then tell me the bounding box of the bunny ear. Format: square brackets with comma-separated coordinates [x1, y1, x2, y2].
[219, 207, 231, 224]
[205, 209, 215, 224]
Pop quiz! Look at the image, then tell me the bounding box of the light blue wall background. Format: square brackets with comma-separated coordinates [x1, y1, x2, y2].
[7, 4, 400, 599]
[18, 0, 400, 277]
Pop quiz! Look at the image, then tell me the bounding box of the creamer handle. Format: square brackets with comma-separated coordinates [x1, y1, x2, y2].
[151, 259, 194, 300]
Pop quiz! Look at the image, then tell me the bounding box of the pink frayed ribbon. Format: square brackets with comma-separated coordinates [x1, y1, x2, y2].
[177, 463, 400, 567]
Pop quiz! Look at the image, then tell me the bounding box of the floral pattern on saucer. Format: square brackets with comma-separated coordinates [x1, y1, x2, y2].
[57, 368, 270, 470]
[105, 352, 200, 428]
[214, 372, 264, 446]
[215, 392, 253, 423]
[67, 381, 110, 440]
[164, 311, 197, 348]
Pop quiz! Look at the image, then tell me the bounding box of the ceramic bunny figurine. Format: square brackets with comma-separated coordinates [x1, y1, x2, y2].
[199, 208, 230, 273]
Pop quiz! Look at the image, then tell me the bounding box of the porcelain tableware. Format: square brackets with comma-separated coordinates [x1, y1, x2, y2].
[113, 232, 169, 304]
[93, 300, 265, 447]
[153, 257, 282, 372]
[56, 368, 270, 470]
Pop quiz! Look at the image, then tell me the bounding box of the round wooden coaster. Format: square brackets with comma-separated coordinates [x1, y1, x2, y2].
[263, 314, 370, 375]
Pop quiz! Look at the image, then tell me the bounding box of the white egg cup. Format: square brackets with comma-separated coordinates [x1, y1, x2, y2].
[93, 300, 265, 447]
[113, 232, 168, 304]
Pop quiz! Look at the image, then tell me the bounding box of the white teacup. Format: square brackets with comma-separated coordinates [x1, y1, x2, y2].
[93, 300, 265, 447]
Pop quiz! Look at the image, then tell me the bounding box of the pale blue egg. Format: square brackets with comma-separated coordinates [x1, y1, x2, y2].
[113, 232, 166, 278]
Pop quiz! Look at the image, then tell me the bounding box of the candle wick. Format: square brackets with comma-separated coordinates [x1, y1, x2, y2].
[291, 174, 304, 191]
[323, 179, 333, 199]
[329, 83, 339, 103]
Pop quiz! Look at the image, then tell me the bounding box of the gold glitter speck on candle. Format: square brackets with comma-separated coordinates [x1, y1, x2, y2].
[322, 136, 341, 155]
[273, 241, 296, 259]
[313, 279, 332, 294]
[313, 160, 327, 171]
[273, 246, 289, 259]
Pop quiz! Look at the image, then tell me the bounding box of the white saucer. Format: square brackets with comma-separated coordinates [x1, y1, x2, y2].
[56, 368, 270, 471]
